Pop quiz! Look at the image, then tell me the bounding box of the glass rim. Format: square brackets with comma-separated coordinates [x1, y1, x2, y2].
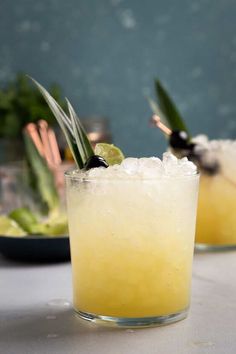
[64, 168, 200, 182]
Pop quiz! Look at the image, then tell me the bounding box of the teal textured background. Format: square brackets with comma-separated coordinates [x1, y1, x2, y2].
[0, 0, 236, 156]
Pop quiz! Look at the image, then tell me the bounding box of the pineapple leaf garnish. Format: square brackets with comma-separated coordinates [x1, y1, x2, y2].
[69, 105, 87, 164]
[155, 80, 189, 134]
[66, 98, 94, 162]
[29, 77, 94, 169]
[146, 96, 170, 127]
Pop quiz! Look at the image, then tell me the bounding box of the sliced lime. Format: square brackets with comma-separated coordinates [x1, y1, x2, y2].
[8, 208, 68, 236]
[9, 207, 39, 233]
[42, 221, 68, 236]
[42, 214, 68, 236]
[0, 215, 27, 237]
[95, 143, 125, 166]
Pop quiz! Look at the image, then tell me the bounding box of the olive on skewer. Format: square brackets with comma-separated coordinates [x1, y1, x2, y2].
[84, 155, 109, 170]
[151, 114, 220, 175]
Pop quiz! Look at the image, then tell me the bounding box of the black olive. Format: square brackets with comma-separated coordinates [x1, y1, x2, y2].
[168, 129, 220, 176]
[169, 130, 192, 150]
[84, 155, 109, 170]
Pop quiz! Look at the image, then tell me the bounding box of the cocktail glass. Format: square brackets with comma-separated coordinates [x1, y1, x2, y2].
[151, 114, 236, 251]
[195, 140, 236, 250]
[65, 167, 199, 327]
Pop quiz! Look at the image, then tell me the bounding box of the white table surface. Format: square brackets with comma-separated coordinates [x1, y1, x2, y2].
[0, 251, 236, 354]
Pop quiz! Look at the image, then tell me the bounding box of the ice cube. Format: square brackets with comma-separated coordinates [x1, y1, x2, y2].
[121, 158, 139, 174]
[179, 157, 188, 164]
[162, 152, 197, 176]
[138, 157, 163, 178]
[163, 152, 178, 165]
[87, 166, 107, 178]
[139, 157, 162, 169]
[179, 160, 197, 175]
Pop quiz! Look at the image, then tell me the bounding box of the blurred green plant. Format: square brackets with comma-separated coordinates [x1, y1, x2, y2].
[0, 73, 65, 138]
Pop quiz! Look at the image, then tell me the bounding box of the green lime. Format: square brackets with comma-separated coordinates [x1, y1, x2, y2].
[42, 221, 68, 236]
[9, 207, 38, 233]
[8, 208, 68, 236]
[0, 215, 27, 237]
[42, 213, 68, 236]
[95, 143, 125, 166]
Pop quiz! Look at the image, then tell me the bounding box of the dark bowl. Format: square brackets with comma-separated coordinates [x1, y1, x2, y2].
[0, 235, 70, 263]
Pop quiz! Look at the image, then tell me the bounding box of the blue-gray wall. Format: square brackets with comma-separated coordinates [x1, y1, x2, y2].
[0, 0, 236, 156]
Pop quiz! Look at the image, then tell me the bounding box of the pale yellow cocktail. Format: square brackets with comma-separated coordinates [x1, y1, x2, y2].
[66, 154, 199, 326]
[195, 138, 236, 248]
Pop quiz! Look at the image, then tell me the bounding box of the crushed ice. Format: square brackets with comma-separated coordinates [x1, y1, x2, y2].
[82, 152, 197, 179]
[192, 135, 236, 153]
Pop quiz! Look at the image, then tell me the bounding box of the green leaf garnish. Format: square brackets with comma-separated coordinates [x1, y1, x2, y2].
[146, 96, 170, 127]
[29, 77, 94, 168]
[155, 80, 189, 134]
[66, 98, 94, 162]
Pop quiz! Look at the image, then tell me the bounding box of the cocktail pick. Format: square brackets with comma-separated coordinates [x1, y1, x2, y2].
[151, 114, 172, 136]
[151, 114, 193, 150]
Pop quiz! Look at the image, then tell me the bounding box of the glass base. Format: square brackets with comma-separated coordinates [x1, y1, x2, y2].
[76, 308, 188, 328]
[195, 243, 236, 252]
